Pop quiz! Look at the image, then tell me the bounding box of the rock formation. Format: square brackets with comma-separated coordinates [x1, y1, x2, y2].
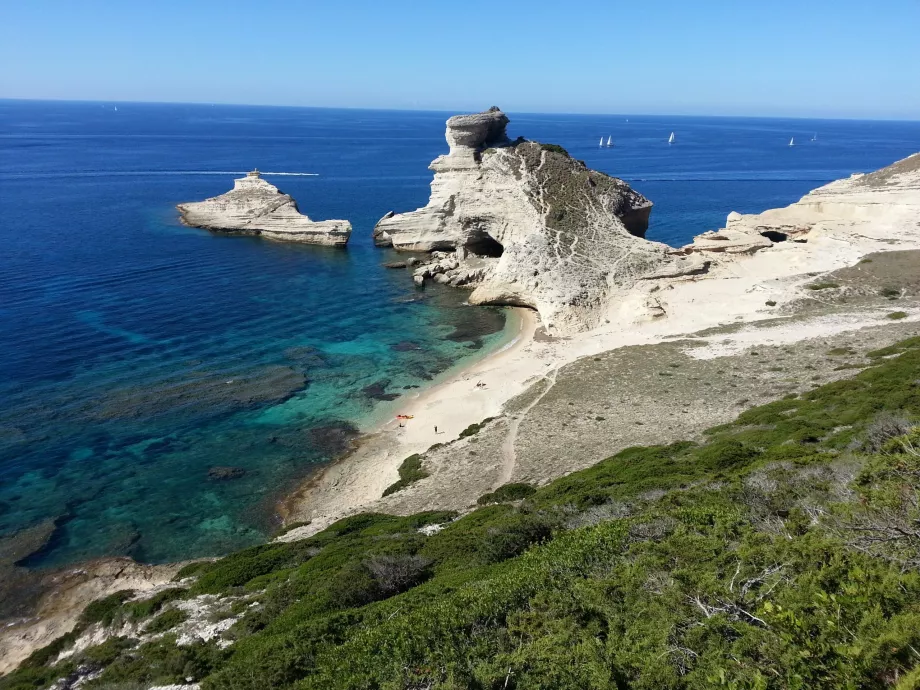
[680, 152, 920, 256]
[178, 170, 351, 245]
[374, 107, 704, 334]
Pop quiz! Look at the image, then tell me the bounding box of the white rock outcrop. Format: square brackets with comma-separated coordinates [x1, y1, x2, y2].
[374, 107, 705, 334]
[680, 152, 920, 256]
[178, 171, 351, 245]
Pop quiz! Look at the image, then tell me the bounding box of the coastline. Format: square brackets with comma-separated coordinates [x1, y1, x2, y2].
[278, 157, 920, 536]
[279, 305, 541, 530]
[3, 152, 919, 674]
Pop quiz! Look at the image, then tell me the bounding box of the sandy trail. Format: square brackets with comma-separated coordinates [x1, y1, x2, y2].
[497, 365, 559, 487]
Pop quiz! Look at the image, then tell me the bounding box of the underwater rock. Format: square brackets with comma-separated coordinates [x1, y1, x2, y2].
[361, 380, 401, 401]
[207, 466, 247, 481]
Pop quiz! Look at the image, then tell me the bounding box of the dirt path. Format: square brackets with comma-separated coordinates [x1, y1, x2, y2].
[496, 366, 560, 487]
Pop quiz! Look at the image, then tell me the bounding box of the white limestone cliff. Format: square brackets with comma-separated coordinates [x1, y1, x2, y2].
[679, 152, 920, 257]
[378, 108, 920, 335]
[178, 171, 351, 245]
[374, 107, 704, 334]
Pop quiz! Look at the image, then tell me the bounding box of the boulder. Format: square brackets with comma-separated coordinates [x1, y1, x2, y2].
[207, 466, 246, 481]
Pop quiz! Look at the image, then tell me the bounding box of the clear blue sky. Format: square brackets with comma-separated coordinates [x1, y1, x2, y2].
[2, 0, 919, 119]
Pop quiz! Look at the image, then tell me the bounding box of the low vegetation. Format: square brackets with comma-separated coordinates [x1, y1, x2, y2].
[539, 142, 570, 157]
[381, 453, 429, 497]
[805, 281, 841, 290]
[458, 416, 497, 439]
[4, 337, 920, 689]
[477, 482, 537, 505]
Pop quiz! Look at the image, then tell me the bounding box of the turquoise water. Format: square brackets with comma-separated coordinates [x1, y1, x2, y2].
[1, 101, 919, 569]
[0, 102, 513, 567]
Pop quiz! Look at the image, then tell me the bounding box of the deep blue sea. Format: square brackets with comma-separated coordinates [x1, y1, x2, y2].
[1, 101, 919, 569]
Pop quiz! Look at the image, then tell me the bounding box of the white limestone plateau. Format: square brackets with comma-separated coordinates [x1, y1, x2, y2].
[377, 108, 920, 335]
[680, 152, 920, 258]
[374, 107, 707, 334]
[177, 171, 351, 245]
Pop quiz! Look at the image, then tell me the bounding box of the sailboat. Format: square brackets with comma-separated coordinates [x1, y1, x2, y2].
[811, 133, 817, 142]
[599, 137, 604, 147]
[606, 136, 613, 147]
[789, 137, 795, 147]
[668, 132, 675, 144]
[114, 105, 118, 112]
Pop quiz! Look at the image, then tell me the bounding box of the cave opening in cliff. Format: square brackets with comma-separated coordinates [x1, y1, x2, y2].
[760, 230, 788, 243]
[466, 234, 504, 258]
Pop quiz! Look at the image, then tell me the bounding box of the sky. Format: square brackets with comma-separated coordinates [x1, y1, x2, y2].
[2, 0, 919, 119]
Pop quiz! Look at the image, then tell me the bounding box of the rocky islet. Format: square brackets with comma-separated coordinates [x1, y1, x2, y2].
[177, 169, 352, 245]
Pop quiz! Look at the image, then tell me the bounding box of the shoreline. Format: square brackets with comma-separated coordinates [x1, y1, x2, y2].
[279, 306, 540, 529]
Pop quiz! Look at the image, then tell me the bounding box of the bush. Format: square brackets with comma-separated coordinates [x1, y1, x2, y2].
[144, 607, 188, 634]
[458, 417, 497, 440]
[381, 454, 429, 497]
[79, 590, 135, 627]
[539, 143, 570, 157]
[477, 482, 537, 505]
[125, 587, 187, 620]
[863, 412, 915, 452]
[481, 513, 554, 563]
[364, 554, 432, 595]
[887, 311, 908, 320]
[806, 281, 840, 290]
[173, 561, 213, 581]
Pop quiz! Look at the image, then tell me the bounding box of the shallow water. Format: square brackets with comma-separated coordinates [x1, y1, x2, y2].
[1, 101, 918, 568]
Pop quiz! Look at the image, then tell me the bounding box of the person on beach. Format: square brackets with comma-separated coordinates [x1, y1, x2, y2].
[434, 425, 438, 434]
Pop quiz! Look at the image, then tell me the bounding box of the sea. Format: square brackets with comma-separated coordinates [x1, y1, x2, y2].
[1, 100, 918, 569]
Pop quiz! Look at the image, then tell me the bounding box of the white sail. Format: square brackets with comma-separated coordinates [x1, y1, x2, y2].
[599, 137, 604, 146]
[114, 105, 118, 111]
[668, 132, 675, 144]
[789, 137, 794, 147]
[812, 133, 817, 141]
[606, 136, 612, 147]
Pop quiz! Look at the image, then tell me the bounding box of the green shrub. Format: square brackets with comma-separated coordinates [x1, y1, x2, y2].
[477, 482, 537, 505]
[144, 607, 188, 634]
[79, 590, 135, 627]
[88, 637, 228, 688]
[806, 281, 840, 290]
[458, 416, 497, 439]
[124, 587, 187, 620]
[381, 454, 429, 497]
[539, 142, 570, 157]
[480, 513, 554, 563]
[173, 560, 212, 581]
[888, 311, 908, 320]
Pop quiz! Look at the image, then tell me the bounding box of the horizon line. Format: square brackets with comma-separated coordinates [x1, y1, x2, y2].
[2, 97, 919, 124]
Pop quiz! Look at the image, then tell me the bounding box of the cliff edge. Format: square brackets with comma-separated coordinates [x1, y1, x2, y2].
[178, 170, 352, 245]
